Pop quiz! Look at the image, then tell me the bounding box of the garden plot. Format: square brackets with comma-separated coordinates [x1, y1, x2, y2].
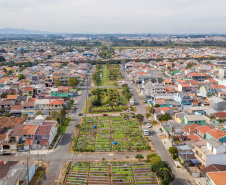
[65, 162, 157, 185]
[73, 116, 150, 152]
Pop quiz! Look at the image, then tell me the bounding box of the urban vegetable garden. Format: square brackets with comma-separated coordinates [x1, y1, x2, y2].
[73, 116, 150, 152]
[65, 162, 157, 185]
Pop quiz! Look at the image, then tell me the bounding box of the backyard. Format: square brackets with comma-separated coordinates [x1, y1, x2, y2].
[73, 116, 150, 152]
[65, 162, 157, 185]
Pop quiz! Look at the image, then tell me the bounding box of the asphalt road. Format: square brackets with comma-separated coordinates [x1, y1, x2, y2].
[43, 68, 96, 185]
[122, 68, 195, 185]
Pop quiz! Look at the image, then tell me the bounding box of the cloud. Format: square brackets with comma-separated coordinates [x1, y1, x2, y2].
[0, 0, 225, 33]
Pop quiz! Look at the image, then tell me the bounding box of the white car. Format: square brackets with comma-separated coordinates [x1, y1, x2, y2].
[147, 123, 152, 128]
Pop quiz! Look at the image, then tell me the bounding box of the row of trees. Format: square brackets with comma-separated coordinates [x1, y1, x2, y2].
[54, 77, 79, 87]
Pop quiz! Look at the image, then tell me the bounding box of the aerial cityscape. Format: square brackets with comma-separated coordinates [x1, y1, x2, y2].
[0, 1, 226, 185]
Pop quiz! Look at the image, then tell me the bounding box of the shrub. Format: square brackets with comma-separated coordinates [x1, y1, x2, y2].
[135, 154, 144, 161]
[151, 161, 170, 172]
[151, 156, 162, 164]
[147, 153, 158, 160]
[169, 146, 178, 155]
[158, 113, 172, 121]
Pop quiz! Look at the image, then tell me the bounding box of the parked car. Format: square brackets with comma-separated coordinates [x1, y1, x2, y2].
[74, 106, 77, 110]
[79, 113, 83, 116]
[147, 123, 152, 128]
[103, 114, 108, 116]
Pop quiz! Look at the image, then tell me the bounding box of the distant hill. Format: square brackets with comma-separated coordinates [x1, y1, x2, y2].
[0, 28, 51, 34]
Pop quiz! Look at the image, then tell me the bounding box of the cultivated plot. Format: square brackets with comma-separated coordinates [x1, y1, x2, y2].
[65, 162, 158, 185]
[73, 116, 150, 152]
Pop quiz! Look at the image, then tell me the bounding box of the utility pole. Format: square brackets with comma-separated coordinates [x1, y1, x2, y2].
[27, 157, 29, 185]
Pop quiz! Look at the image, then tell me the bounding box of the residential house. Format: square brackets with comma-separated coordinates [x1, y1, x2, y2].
[196, 125, 214, 139]
[189, 73, 211, 81]
[23, 87, 34, 98]
[184, 115, 206, 126]
[206, 171, 226, 185]
[209, 97, 226, 111]
[164, 79, 172, 85]
[34, 99, 50, 114]
[199, 85, 215, 97]
[0, 100, 15, 112]
[183, 124, 199, 135]
[194, 138, 226, 168]
[49, 99, 64, 111]
[173, 92, 192, 105]
[22, 101, 35, 118]
[174, 112, 187, 123]
[178, 83, 191, 92]
[57, 86, 71, 97]
[206, 129, 226, 144]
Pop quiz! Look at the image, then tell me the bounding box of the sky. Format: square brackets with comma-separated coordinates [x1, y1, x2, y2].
[0, 0, 225, 34]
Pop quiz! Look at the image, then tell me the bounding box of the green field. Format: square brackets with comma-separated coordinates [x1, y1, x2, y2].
[73, 116, 150, 152]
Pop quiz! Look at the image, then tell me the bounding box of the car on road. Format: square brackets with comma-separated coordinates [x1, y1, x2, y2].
[78, 113, 83, 116]
[103, 114, 108, 116]
[74, 106, 77, 110]
[147, 123, 152, 128]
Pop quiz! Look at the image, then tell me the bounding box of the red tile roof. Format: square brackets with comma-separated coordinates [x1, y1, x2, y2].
[161, 106, 170, 112]
[7, 95, 18, 100]
[207, 129, 226, 140]
[49, 99, 64, 105]
[196, 125, 213, 134]
[20, 124, 38, 136]
[188, 134, 201, 141]
[181, 84, 190, 87]
[183, 124, 199, 133]
[24, 138, 33, 145]
[11, 105, 22, 110]
[215, 112, 226, 119]
[24, 87, 33, 91]
[207, 171, 226, 185]
[40, 139, 49, 146]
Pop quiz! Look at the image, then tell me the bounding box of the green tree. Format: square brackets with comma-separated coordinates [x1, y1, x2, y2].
[1, 93, 7, 98]
[0, 56, 6, 62]
[158, 113, 172, 121]
[5, 113, 11, 117]
[50, 111, 58, 118]
[168, 146, 178, 156]
[35, 110, 43, 116]
[7, 70, 13, 75]
[68, 77, 79, 87]
[22, 113, 28, 117]
[9, 91, 15, 95]
[135, 114, 144, 123]
[151, 161, 170, 173]
[54, 79, 62, 87]
[156, 168, 175, 185]
[0, 109, 5, 115]
[17, 74, 24, 80]
[154, 104, 160, 108]
[57, 109, 67, 125]
[147, 153, 158, 161]
[135, 154, 144, 161]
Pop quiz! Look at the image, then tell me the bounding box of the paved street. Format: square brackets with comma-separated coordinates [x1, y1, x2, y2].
[122, 68, 195, 185]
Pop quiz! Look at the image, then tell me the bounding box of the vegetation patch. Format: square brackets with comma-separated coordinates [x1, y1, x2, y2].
[73, 116, 150, 152]
[65, 162, 158, 185]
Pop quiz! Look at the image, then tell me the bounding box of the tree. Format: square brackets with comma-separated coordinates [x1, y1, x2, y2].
[17, 74, 24, 80]
[9, 91, 15, 95]
[57, 109, 67, 125]
[156, 168, 175, 185]
[135, 154, 144, 161]
[69, 77, 79, 87]
[50, 111, 58, 118]
[151, 161, 170, 173]
[158, 113, 172, 121]
[168, 146, 178, 156]
[7, 70, 13, 75]
[22, 113, 28, 117]
[151, 156, 162, 164]
[54, 79, 62, 87]
[147, 153, 158, 161]
[1, 93, 6, 98]
[0, 109, 5, 115]
[0, 56, 6, 62]
[135, 114, 144, 123]
[35, 110, 43, 116]
[5, 113, 11, 117]
[154, 104, 160, 108]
